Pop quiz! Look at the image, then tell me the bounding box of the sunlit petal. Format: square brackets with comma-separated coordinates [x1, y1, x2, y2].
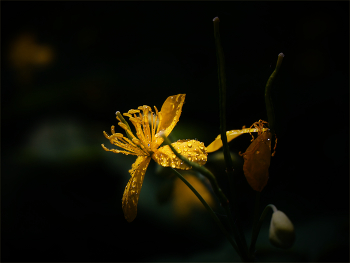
[122, 156, 151, 222]
[206, 128, 269, 153]
[152, 139, 207, 169]
[157, 94, 186, 138]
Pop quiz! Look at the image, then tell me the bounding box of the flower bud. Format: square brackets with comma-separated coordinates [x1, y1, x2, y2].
[269, 211, 295, 249]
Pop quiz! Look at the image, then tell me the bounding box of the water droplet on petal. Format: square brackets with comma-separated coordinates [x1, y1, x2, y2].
[187, 142, 192, 148]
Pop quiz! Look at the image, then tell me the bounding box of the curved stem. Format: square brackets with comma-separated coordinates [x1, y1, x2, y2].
[213, 17, 249, 260]
[213, 17, 234, 200]
[265, 53, 284, 137]
[250, 192, 261, 255]
[161, 132, 252, 261]
[170, 168, 240, 256]
[249, 204, 277, 255]
[160, 133, 228, 207]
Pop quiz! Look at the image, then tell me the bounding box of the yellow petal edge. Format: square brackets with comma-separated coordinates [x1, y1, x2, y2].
[206, 128, 269, 153]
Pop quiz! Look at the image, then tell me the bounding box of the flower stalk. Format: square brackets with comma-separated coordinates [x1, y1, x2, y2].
[170, 167, 240, 255]
[160, 132, 228, 207]
[249, 204, 277, 254]
[161, 132, 252, 262]
[265, 53, 284, 137]
[213, 16, 250, 261]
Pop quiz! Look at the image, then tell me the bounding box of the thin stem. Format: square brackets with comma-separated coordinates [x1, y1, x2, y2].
[265, 53, 284, 137]
[213, 16, 249, 259]
[160, 132, 228, 206]
[249, 192, 261, 255]
[213, 17, 234, 195]
[161, 132, 252, 262]
[249, 204, 277, 254]
[170, 167, 240, 256]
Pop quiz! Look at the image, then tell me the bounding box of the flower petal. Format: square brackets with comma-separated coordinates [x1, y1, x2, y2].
[122, 156, 151, 222]
[206, 128, 269, 153]
[152, 139, 207, 170]
[242, 131, 271, 192]
[158, 94, 186, 137]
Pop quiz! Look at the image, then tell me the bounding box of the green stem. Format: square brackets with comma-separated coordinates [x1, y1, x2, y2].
[265, 53, 284, 137]
[161, 132, 251, 261]
[249, 204, 277, 254]
[161, 133, 228, 206]
[213, 17, 249, 260]
[170, 167, 240, 256]
[249, 192, 261, 255]
[213, 17, 234, 193]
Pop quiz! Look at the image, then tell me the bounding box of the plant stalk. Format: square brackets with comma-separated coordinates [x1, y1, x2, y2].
[170, 167, 240, 256]
[249, 204, 277, 254]
[213, 16, 250, 260]
[265, 53, 284, 137]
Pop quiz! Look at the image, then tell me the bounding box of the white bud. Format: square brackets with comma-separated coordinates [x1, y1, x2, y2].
[269, 211, 295, 249]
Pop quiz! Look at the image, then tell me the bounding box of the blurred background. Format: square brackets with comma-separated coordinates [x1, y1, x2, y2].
[2, 1, 348, 262]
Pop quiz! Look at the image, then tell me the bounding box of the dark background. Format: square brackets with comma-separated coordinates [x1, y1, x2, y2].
[2, 1, 349, 262]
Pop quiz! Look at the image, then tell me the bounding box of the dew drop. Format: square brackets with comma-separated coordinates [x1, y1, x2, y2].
[171, 163, 176, 168]
[187, 142, 192, 148]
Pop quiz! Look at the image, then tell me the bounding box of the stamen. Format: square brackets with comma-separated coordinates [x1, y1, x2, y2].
[142, 108, 152, 147]
[102, 144, 139, 156]
[103, 131, 110, 139]
[154, 106, 162, 134]
[129, 113, 150, 153]
[118, 122, 128, 130]
[114, 137, 145, 155]
[128, 109, 140, 114]
[115, 111, 121, 122]
[152, 106, 158, 139]
[150, 111, 154, 143]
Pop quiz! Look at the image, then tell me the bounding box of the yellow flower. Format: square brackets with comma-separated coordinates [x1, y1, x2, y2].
[206, 124, 269, 153]
[102, 94, 207, 222]
[206, 120, 273, 192]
